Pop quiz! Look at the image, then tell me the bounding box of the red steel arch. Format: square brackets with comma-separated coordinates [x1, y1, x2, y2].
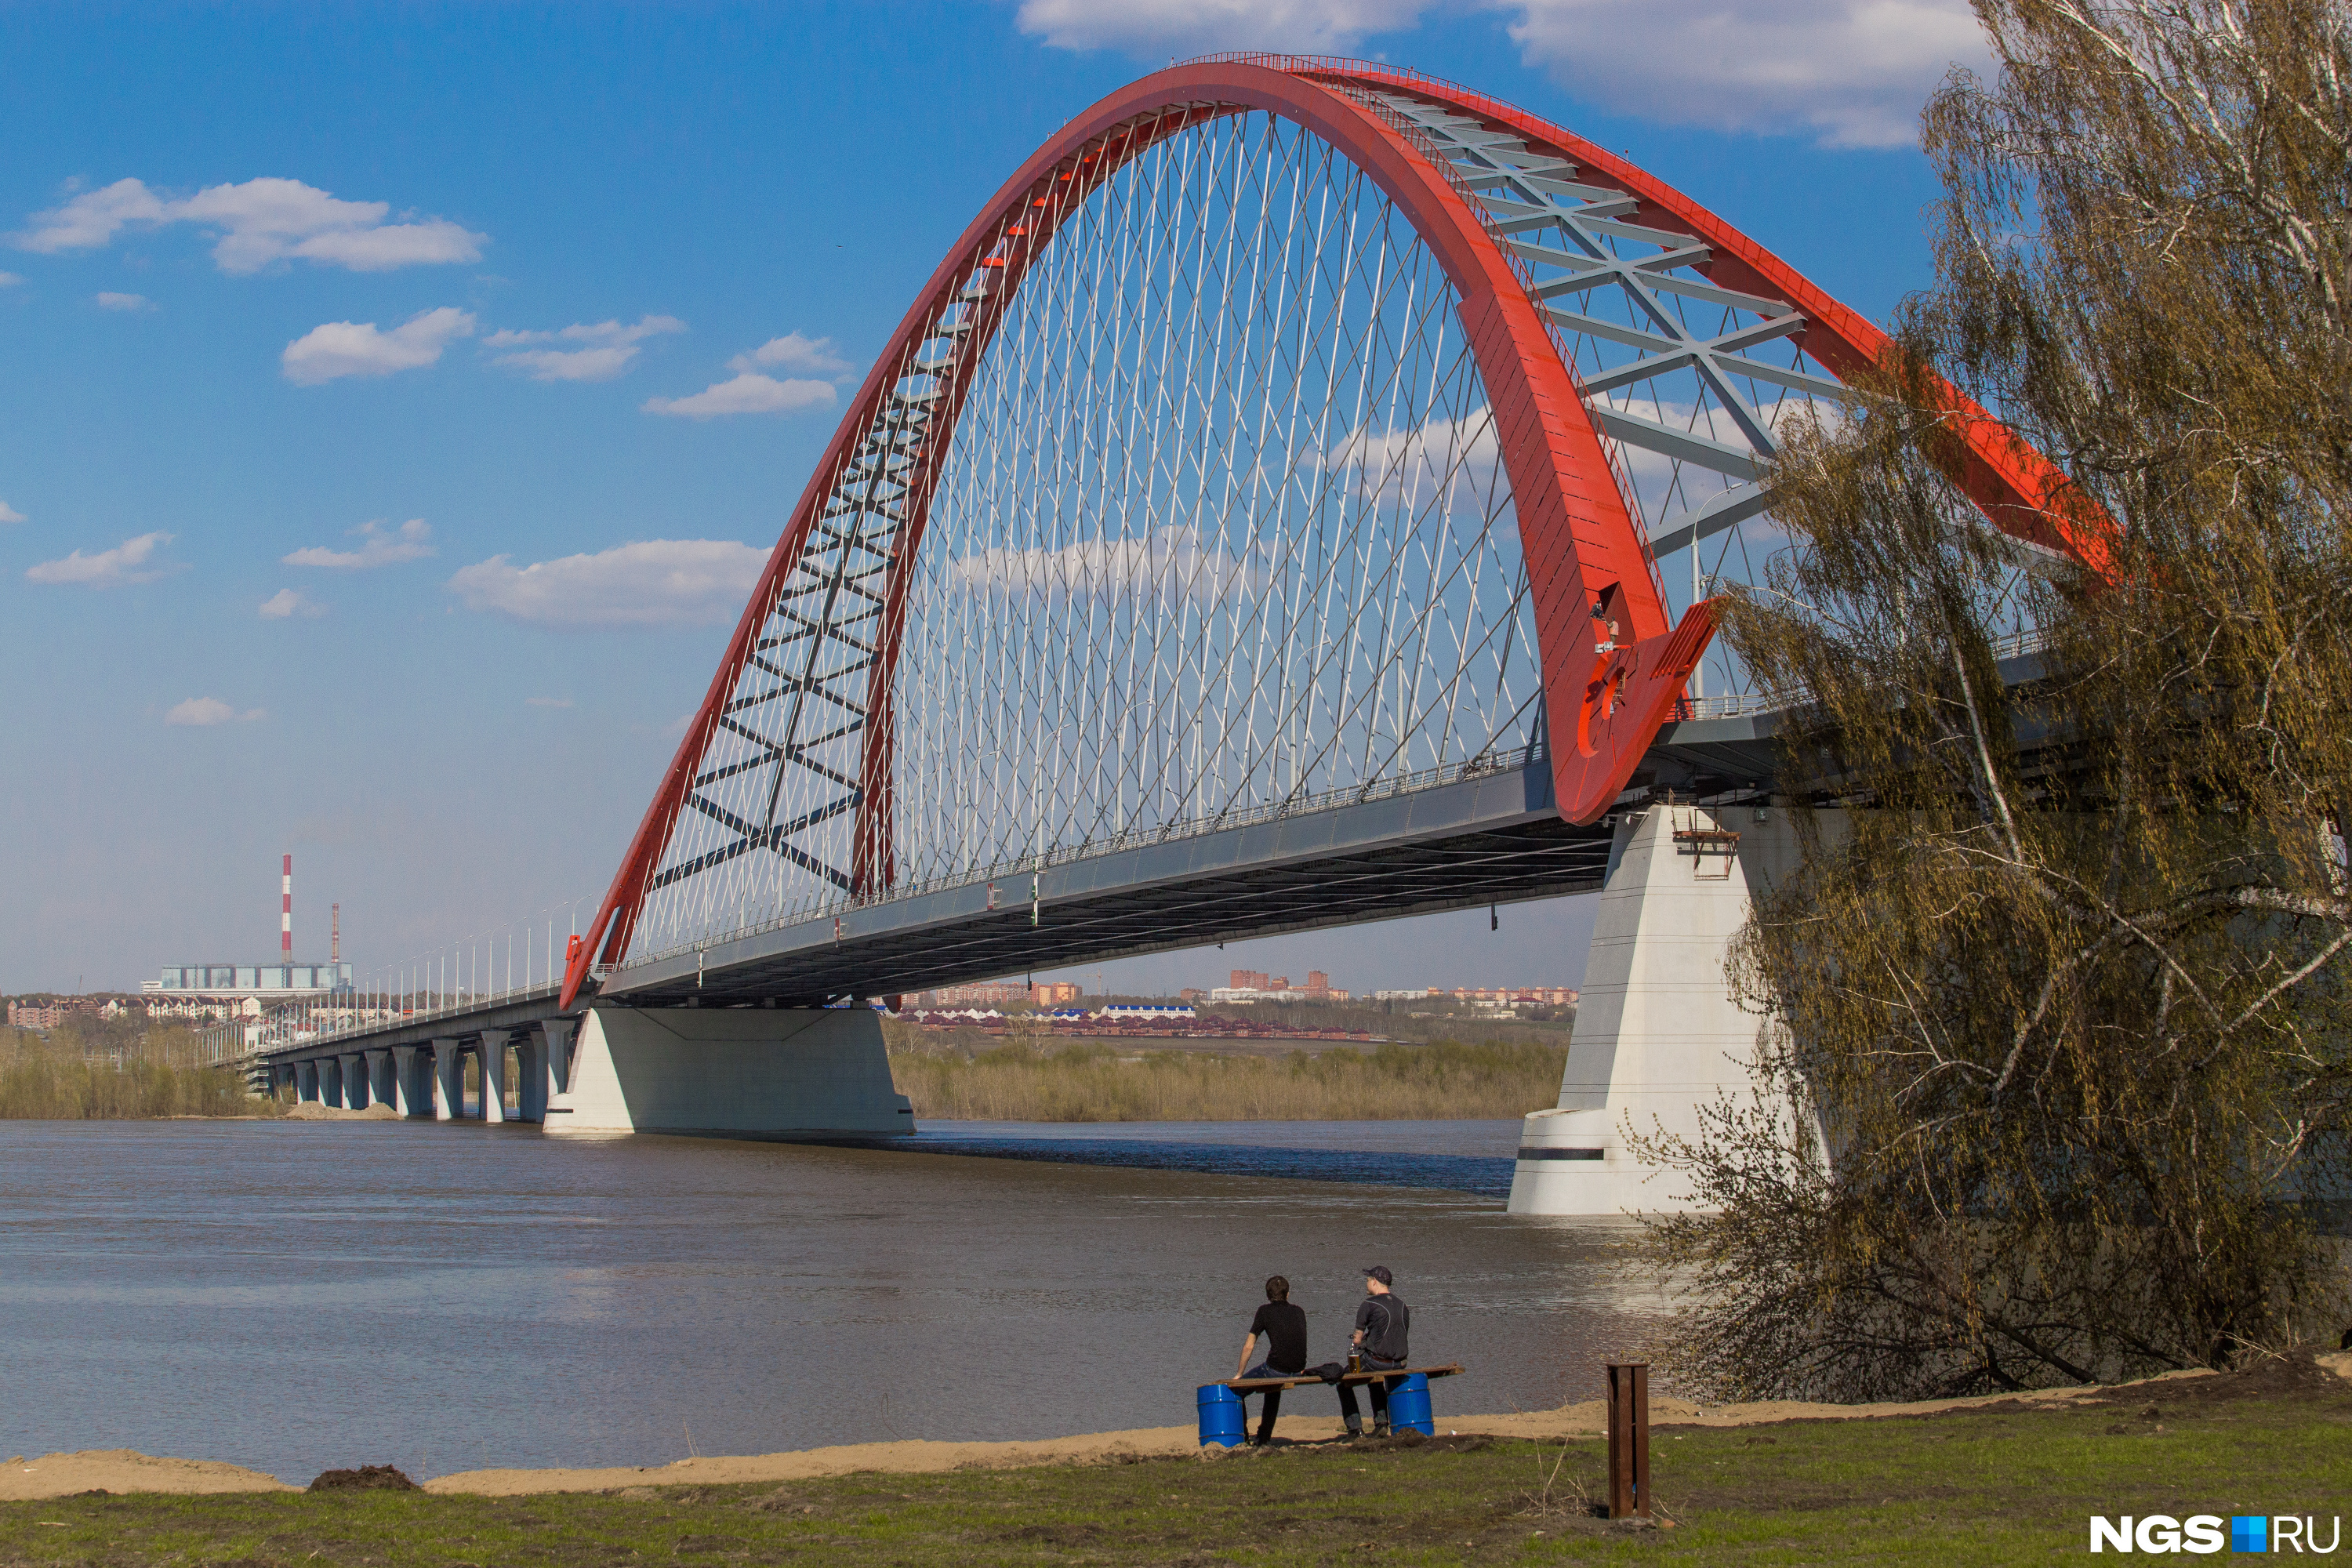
[561, 57, 2098, 1009]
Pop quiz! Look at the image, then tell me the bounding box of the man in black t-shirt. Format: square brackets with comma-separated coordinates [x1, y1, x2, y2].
[1337, 1265, 1410, 1438]
[1234, 1274, 1308, 1446]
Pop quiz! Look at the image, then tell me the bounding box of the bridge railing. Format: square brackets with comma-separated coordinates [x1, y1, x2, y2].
[198, 894, 600, 1067]
[1664, 627, 2051, 724]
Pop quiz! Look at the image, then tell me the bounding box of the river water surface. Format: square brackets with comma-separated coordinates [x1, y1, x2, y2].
[0, 1120, 1661, 1483]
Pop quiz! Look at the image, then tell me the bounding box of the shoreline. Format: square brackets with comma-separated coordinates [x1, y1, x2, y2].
[13, 1361, 2330, 1503]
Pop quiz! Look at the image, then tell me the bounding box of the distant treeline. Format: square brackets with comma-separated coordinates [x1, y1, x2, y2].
[885, 1025, 1568, 1120]
[0, 1019, 272, 1120]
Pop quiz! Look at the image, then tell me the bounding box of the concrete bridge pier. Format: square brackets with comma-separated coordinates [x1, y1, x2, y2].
[513, 1031, 550, 1122]
[366, 1049, 394, 1109]
[431, 1039, 463, 1121]
[390, 1045, 429, 1118]
[546, 1004, 913, 1138]
[318, 1055, 343, 1109]
[478, 1034, 509, 1123]
[296, 1059, 319, 1103]
[528, 1018, 575, 1123]
[340, 1052, 368, 1110]
[1508, 804, 1806, 1218]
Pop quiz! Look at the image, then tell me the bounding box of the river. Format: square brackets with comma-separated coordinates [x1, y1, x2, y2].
[0, 1120, 1663, 1483]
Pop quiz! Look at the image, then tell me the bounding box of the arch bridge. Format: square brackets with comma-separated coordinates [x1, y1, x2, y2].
[249, 56, 2092, 1210]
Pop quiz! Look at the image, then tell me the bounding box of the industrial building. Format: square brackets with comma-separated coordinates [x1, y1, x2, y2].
[139, 854, 352, 1014]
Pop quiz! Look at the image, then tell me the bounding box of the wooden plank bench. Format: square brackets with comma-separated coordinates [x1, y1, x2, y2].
[1224, 1362, 1463, 1392]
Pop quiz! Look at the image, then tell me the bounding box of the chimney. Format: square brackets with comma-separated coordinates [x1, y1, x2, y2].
[281, 854, 292, 965]
[331, 902, 340, 964]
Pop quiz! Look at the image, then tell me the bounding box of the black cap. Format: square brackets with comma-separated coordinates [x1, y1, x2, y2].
[1363, 1265, 1393, 1286]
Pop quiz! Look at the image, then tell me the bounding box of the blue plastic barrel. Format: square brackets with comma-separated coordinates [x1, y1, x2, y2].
[1196, 1382, 1247, 1447]
[1386, 1373, 1435, 1436]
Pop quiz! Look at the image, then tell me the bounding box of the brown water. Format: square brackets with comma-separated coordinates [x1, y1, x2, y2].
[0, 1120, 1662, 1483]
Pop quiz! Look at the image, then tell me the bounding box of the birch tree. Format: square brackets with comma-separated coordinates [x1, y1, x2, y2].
[1644, 0, 2352, 1400]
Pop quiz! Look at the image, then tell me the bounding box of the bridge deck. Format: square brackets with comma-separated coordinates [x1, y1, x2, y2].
[604, 759, 1616, 1008]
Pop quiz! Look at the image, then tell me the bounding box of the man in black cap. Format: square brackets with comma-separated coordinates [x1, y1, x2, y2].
[1234, 1275, 1308, 1446]
[1337, 1265, 1410, 1438]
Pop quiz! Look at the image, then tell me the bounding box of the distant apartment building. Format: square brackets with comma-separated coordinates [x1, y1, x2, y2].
[1031, 981, 1082, 1005]
[4, 996, 136, 1029]
[1367, 985, 1578, 1007]
[928, 982, 1028, 1006]
[1211, 967, 1351, 1004]
[1454, 985, 1577, 1007]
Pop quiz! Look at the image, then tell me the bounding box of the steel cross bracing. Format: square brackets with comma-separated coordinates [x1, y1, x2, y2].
[1353, 88, 1856, 702]
[647, 292, 992, 927]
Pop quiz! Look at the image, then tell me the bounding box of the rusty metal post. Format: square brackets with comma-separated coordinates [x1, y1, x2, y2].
[1606, 1362, 1650, 1518]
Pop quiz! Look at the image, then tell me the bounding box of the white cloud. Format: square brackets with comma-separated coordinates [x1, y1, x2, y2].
[14, 176, 484, 273]
[730, 332, 856, 381]
[25, 530, 176, 586]
[0, 271, 23, 286]
[488, 314, 687, 383]
[1016, 0, 1424, 51]
[281, 307, 474, 385]
[642, 372, 836, 419]
[1016, 0, 1986, 147]
[165, 696, 266, 727]
[1329, 413, 1505, 514]
[16, 178, 165, 252]
[257, 586, 326, 619]
[281, 517, 435, 569]
[494, 346, 632, 383]
[447, 539, 770, 627]
[527, 695, 575, 708]
[0, 499, 24, 523]
[1503, 0, 1987, 149]
[953, 524, 1263, 603]
[95, 291, 152, 311]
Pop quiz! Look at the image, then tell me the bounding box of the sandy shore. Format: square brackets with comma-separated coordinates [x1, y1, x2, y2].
[280, 1103, 397, 1120]
[7, 1361, 2301, 1503]
[421, 1370, 2243, 1496]
[0, 1450, 294, 1501]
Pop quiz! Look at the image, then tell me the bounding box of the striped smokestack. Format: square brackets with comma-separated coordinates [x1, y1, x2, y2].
[281, 853, 292, 964]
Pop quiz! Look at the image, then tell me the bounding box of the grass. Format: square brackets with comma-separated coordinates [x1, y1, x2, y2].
[3, 1355, 2342, 1564]
[0, 1024, 274, 1119]
[886, 1033, 1569, 1120]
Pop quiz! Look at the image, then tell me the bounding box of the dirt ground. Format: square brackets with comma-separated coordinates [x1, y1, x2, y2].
[10, 1359, 2336, 1502]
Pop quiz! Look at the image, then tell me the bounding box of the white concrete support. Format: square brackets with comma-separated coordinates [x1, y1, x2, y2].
[366, 1049, 394, 1109]
[318, 1055, 343, 1108]
[431, 1038, 463, 1122]
[546, 1005, 914, 1138]
[340, 1053, 368, 1110]
[1508, 804, 1788, 1217]
[390, 1046, 426, 1118]
[477, 1034, 507, 1123]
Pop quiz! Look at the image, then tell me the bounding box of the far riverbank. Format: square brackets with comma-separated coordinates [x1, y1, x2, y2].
[887, 1031, 1566, 1120]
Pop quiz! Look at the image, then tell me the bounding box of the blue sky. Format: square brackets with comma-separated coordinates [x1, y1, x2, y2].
[0, 0, 1984, 995]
